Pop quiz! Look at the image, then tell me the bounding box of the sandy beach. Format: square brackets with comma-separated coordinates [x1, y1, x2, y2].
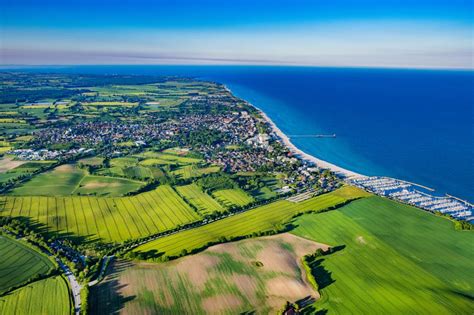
[224, 85, 364, 178]
[257, 109, 364, 179]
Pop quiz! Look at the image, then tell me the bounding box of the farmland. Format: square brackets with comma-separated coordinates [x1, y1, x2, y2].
[212, 188, 255, 208]
[176, 183, 224, 215]
[73, 175, 144, 196]
[0, 235, 55, 294]
[91, 234, 327, 314]
[0, 276, 71, 315]
[291, 196, 474, 314]
[0, 185, 200, 243]
[0, 160, 56, 185]
[171, 165, 220, 180]
[9, 164, 85, 196]
[136, 152, 202, 167]
[133, 186, 366, 259]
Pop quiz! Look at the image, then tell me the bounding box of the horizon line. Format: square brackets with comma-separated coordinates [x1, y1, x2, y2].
[1, 63, 473, 72]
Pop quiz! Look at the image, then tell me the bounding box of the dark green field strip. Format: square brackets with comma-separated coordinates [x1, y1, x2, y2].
[0, 236, 54, 294]
[0, 276, 70, 315]
[291, 197, 474, 314]
[134, 188, 355, 257]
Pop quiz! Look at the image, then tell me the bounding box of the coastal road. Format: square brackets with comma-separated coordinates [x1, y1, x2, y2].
[56, 258, 81, 315]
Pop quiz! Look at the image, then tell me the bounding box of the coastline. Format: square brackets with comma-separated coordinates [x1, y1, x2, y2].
[223, 85, 364, 179]
[257, 109, 364, 179]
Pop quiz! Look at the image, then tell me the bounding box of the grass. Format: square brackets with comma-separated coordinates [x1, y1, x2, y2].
[78, 157, 104, 167]
[110, 157, 139, 168]
[83, 101, 138, 107]
[133, 186, 366, 258]
[0, 185, 200, 243]
[212, 189, 255, 208]
[0, 276, 71, 315]
[176, 184, 224, 215]
[123, 166, 153, 180]
[7, 161, 55, 174]
[0, 235, 55, 294]
[137, 153, 201, 166]
[138, 158, 176, 166]
[171, 165, 220, 179]
[9, 164, 85, 196]
[73, 175, 144, 197]
[251, 186, 277, 201]
[291, 196, 474, 314]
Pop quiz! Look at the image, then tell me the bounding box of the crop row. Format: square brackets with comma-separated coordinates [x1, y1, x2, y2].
[0, 185, 200, 243]
[0, 236, 54, 294]
[0, 276, 70, 315]
[134, 188, 354, 258]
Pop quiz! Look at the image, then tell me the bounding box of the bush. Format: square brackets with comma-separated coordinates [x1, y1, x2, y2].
[80, 285, 89, 314]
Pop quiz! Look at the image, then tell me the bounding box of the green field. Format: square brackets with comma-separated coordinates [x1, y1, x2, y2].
[0, 160, 56, 185]
[78, 157, 104, 167]
[137, 152, 201, 166]
[133, 186, 367, 259]
[123, 166, 153, 180]
[212, 188, 255, 208]
[0, 276, 71, 315]
[9, 164, 85, 196]
[291, 196, 474, 314]
[73, 175, 144, 196]
[110, 157, 139, 168]
[171, 165, 220, 179]
[0, 185, 200, 243]
[0, 236, 55, 294]
[176, 183, 224, 215]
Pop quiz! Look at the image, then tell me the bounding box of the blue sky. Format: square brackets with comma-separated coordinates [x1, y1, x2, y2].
[1, 0, 472, 68]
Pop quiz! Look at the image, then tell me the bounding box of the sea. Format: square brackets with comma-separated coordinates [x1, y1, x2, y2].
[6, 65, 474, 202]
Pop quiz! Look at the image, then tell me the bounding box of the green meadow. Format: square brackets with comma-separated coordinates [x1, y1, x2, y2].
[212, 188, 255, 208]
[0, 276, 71, 315]
[291, 196, 474, 314]
[171, 165, 220, 180]
[74, 175, 144, 196]
[9, 164, 85, 196]
[176, 183, 224, 215]
[0, 236, 55, 294]
[133, 186, 366, 259]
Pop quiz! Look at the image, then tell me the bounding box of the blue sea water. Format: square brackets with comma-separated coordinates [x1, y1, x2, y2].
[8, 66, 474, 201]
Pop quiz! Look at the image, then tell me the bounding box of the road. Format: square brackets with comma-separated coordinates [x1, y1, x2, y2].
[88, 255, 113, 287]
[56, 258, 81, 315]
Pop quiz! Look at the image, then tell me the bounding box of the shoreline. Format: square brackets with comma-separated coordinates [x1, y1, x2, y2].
[257, 109, 364, 179]
[223, 85, 364, 179]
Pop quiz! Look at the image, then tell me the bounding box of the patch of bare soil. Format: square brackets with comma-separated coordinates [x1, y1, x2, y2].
[202, 294, 243, 314]
[98, 234, 329, 314]
[55, 164, 76, 173]
[83, 181, 120, 189]
[175, 254, 220, 290]
[0, 157, 25, 173]
[356, 236, 366, 244]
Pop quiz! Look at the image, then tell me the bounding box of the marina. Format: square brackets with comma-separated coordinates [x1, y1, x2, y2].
[351, 176, 474, 223]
